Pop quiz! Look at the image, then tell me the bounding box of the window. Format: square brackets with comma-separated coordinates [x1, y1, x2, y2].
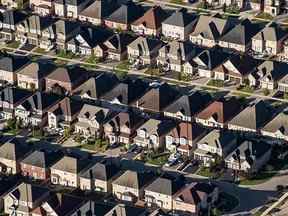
[166, 136, 173, 145]
[139, 129, 146, 138]
[180, 137, 187, 145]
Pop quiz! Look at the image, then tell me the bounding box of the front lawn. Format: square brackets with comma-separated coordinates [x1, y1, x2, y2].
[196, 166, 220, 178]
[145, 67, 161, 77]
[34, 47, 47, 54]
[7, 41, 20, 49]
[256, 12, 274, 20]
[169, 0, 185, 4]
[80, 138, 109, 152]
[57, 50, 77, 59]
[85, 55, 101, 65]
[207, 79, 224, 87]
[116, 60, 130, 71]
[237, 85, 254, 93]
[239, 172, 276, 185]
[143, 152, 170, 166]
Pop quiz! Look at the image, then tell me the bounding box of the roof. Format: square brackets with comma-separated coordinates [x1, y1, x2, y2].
[79, 0, 119, 19]
[261, 110, 288, 135]
[138, 118, 176, 136]
[253, 22, 288, 42]
[0, 54, 29, 72]
[78, 104, 111, 123]
[1, 9, 27, 26]
[0, 87, 32, 105]
[80, 161, 118, 181]
[105, 1, 144, 24]
[162, 8, 197, 27]
[197, 97, 241, 123]
[21, 150, 63, 168]
[104, 33, 136, 52]
[0, 138, 29, 161]
[128, 36, 162, 52]
[105, 204, 146, 216]
[167, 122, 205, 142]
[229, 100, 274, 130]
[46, 66, 88, 83]
[50, 97, 82, 117]
[51, 156, 88, 174]
[55, 20, 80, 38]
[113, 170, 153, 189]
[18, 62, 55, 79]
[22, 14, 53, 32]
[258, 60, 288, 81]
[132, 6, 169, 30]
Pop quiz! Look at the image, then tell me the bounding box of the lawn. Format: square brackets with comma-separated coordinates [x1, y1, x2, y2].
[114, 69, 128, 80]
[34, 47, 47, 54]
[239, 172, 276, 185]
[116, 60, 130, 71]
[207, 79, 224, 87]
[85, 55, 100, 65]
[144, 152, 170, 166]
[237, 85, 254, 93]
[145, 67, 161, 77]
[7, 41, 20, 49]
[255, 12, 274, 20]
[80, 139, 108, 152]
[57, 50, 77, 59]
[169, 0, 185, 4]
[196, 166, 215, 178]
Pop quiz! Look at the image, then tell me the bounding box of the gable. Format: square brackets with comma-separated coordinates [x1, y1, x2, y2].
[193, 56, 206, 67]
[76, 35, 90, 47]
[223, 60, 240, 74]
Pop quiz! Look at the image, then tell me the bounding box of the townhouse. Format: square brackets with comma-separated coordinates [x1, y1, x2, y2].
[30, 0, 54, 16]
[54, 0, 90, 18]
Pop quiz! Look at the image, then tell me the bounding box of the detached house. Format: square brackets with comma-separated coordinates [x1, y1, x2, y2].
[50, 156, 88, 187]
[162, 8, 197, 41]
[104, 1, 144, 31]
[127, 36, 163, 66]
[30, 0, 54, 16]
[225, 140, 272, 173]
[131, 6, 169, 36]
[112, 170, 154, 202]
[0, 138, 30, 174]
[252, 22, 288, 55]
[228, 100, 274, 133]
[54, 0, 90, 18]
[194, 129, 238, 166]
[196, 97, 242, 128]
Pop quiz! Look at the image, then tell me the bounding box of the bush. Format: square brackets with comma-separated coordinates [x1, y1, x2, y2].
[263, 88, 270, 96]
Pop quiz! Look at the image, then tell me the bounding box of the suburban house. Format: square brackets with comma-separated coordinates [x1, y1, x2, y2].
[144, 175, 184, 210]
[79, 161, 119, 192]
[30, 0, 54, 16]
[104, 1, 144, 31]
[45, 66, 89, 95]
[50, 155, 88, 187]
[74, 104, 112, 137]
[14, 91, 62, 127]
[190, 15, 238, 48]
[172, 182, 219, 215]
[17, 62, 55, 90]
[195, 97, 242, 128]
[225, 140, 272, 173]
[127, 36, 163, 66]
[157, 41, 201, 72]
[112, 170, 154, 202]
[165, 122, 206, 156]
[134, 119, 176, 150]
[194, 129, 238, 166]
[20, 150, 63, 181]
[104, 204, 147, 216]
[78, 0, 119, 25]
[218, 19, 263, 52]
[103, 111, 145, 145]
[1, 0, 28, 9]
[278, 73, 288, 93]
[0, 87, 33, 119]
[47, 97, 82, 129]
[252, 22, 288, 55]
[0, 138, 30, 175]
[134, 82, 179, 112]
[228, 100, 274, 133]
[213, 54, 259, 84]
[3, 183, 50, 215]
[54, 0, 90, 18]
[74, 73, 119, 100]
[261, 110, 288, 141]
[131, 6, 169, 36]
[162, 8, 197, 40]
[0, 54, 29, 85]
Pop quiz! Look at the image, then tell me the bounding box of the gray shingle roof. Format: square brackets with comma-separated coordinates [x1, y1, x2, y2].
[162, 8, 197, 27]
[51, 156, 88, 173]
[113, 170, 153, 189]
[253, 22, 288, 42]
[0, 138, 29, 161]
[262, 111, 288, 135]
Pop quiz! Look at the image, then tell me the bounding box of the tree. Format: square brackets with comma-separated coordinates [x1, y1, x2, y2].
[64, 127, 72, 138]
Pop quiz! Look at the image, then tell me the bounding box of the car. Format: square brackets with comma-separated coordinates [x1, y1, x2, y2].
[109, 142, 120, 149]
[128, 144, 137, 153]
[164, 159, 177, 167]
[134, 146, 143, 154]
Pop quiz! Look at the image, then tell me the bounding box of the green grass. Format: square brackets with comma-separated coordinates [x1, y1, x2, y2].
[207, 79, 224, 87]
[239, 172, 276, 185]
[80, 139, 108, 152]
[85, 55, 100, 65]
[196, 166, 215, 177]
[7, 41, 20, 49]
[237, 85, 254, 93]
[169, 0, 185, 4]
[57, 50, 77, 59]
[114, 69, 128, 80]
[34, 47, 47, 54]
[147, 154, 169, 166]
[145, 67, 161, 77]
[256, 12, 274, 20]
[116, 60, 130, 71]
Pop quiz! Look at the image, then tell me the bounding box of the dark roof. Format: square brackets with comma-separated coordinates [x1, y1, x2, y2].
[0, 54, 29, 72]
[51, 156, 88, 174]
[80, 0, 119, 19]
[106, 204, 146, 216]
[163, 8, 197, 27]
[1, 9, 27, 26]
[258, 60, 288, 81]
[0, 87, 32, 105]
[11, 183, 49, 203]
[253, 22, 288, 41]
[47, 66, 88, 83]
[55, 20, 80, 38]
[0, 138, 29, 161]
[18, 62, 55, 79]
[21, 150, 63, 168]
[51, 97, 82, 117]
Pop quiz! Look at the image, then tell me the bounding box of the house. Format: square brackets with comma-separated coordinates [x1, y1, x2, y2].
[0, 138, 30, 174]
[78, 0, 119, 25]
[0, 54, 29, 84]
[3, 183, 50, 215]
[190, 15, 238, 48]
[157, 41, 201, 72]
[191, 48, 229, 78]
[162, 8, 197, 40]
[104, 111, 145, 145]
[79, 161, 119, 192]
[165, 122, 206, 156]
[101, 78, 149, 106]
[172, 182, 219, 215]
[0, 87, 33, 119]
[213, 54, 259, 84]
[228, 100, 274, 133]
[20, 150, 63, 181]
[1, 0, 28, 9]
[127, 36, 163, 66]
[104, 1, 144, 31]
[104, 204, 147, 216]
[74, 104, 112, 137]
[256, 60, 288, 90]
[48, 97, 82, 129]
[264, 0, 281, 16]
[134, 82, 179, 112]
[54, 0, 90, 18]
[278, 73, 288, 93]
[15, 91, 62, 127]
[252, 22, 288, 55]
[225, 140, 272, 173]
[134, 119, 176, 150]
[145, 175, 184, 210]
[262, 110, 288, 141]
[0, 178, 19, 213]
[218, 19, 263, 52]
[112, 170, 154, 202]
[50, 155, 88, 187]
[45, 66, 89, 95]
[74, 73, 119, 100]
[131, 6, 169, 36]
[196, 97, 242, 128]
[30, 0, 54, 16]
[17, 62, 55, 90]
[99, 33, 136, 61]
[194, 129, 238, 166]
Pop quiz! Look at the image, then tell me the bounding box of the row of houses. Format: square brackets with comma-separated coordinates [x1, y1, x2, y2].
[0, 138, 219, 215]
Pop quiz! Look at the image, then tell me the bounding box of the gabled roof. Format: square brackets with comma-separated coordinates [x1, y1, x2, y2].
[105, 1, 144, 24]
[163, 8, 197, 27]
[253, 22, 288, 42]
[128, 36, 163, 52]
[198, 129, 236, 149]
[46, 66, 88, 83]
[262, 111, 288, 135]
[105, 204, 146, 216]
[78, 104, 111, 123]
[137, 119, 176, 136]
[113, 170, 153, 189]
[50, 97, 82, 117]
[79, 0, 119, 19]
[55, 20, 80, 37]
[132, 6, 169, 30]
[22, 14, 53, 32]
[229, 100, 274, 130]
[51, 156, 88, 174]
[80, 161, 118, 181]
[167, 122, 205, 142]
[258, 60, 288, 81]
[1, 9, 27, 26]
[18, 62, 55, 79]
[21, 150, 63, 168]
[104, 33, 136, 52]
[197, 97, 241, 124]
[0, 54, 29, 72]
[0, 138, 29, 161]
[0, 87, 32, 105]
